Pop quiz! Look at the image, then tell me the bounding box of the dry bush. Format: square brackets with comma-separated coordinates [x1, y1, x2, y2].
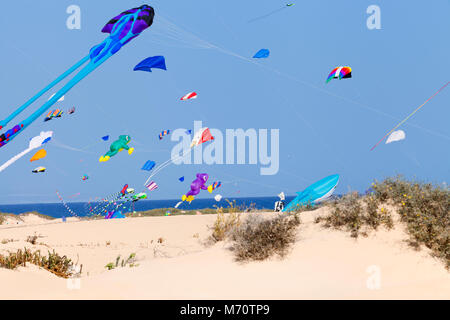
[0, 248, 77, 278]
[315, 191, 393, 238]
[371, 176, 449, 267]
[230, 214, 300, 262]
[316, 176, 449, 267]
[26, 234, 39, 245]
[210, 212, 242, 242]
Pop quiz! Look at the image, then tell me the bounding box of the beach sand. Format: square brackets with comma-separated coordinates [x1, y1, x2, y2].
[0, 209, 449, 299]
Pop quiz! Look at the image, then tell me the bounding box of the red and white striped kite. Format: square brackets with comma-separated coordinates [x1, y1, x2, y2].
[180, 92, 197, 100]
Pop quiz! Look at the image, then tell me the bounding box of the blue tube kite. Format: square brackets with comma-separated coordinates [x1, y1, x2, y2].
[0, 5, 155, 149]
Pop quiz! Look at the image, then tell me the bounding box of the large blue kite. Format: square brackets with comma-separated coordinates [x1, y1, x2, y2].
[0, 5, 155, 148]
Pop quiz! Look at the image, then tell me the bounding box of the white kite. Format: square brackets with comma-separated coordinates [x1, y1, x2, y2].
[214, 194, 222, 202]
[386, 130, 406, 144]
[0, 131, 53, 173]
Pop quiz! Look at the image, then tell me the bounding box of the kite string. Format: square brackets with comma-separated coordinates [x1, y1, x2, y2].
[370, 81, 450, 151]
[154, 14, 450, 143]
[143, 148, 193, 187]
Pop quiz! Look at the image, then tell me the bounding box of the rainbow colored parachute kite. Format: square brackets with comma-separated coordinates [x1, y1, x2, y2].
[159, 130, 170, 140]
[44, 109, 63, 122]
[326, 66, 352, 83]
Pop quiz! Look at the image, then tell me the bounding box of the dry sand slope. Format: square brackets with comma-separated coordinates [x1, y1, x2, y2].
[0, 209, 449, 299]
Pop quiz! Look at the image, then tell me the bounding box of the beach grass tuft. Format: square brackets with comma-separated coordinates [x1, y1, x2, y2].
[0, 248, 78, 278]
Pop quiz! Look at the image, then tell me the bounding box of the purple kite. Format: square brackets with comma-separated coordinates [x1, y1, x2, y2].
[181, 173, 209, 203]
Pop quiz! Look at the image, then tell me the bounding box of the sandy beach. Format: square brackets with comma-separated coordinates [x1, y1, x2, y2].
[0, 208, 448, 300]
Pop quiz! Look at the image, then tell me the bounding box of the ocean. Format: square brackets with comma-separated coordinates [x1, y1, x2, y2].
[0, 196, 296, 218]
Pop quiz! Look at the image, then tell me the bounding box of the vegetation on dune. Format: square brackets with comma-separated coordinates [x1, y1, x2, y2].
[209, 198, 301, 261]
[231, 213, 300, 262]
[316, 176, 449, 267]
[315, 192, 394, 238]
[0, 248, 80, 278]
[105, 253, 138, 270]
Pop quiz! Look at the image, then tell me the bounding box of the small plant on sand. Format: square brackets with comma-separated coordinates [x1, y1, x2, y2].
[26, 234, 39, 245]
[0, 215, 5, 225]
[231, 214, 300, 262]
[0, 248, 78, 278]
[105, 253, 138, 270]
[1, 239, 16, 244]
[210, 212, 242, 242]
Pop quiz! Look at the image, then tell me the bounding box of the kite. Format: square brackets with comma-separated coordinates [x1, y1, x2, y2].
[143, 127, 214, 186]
[286, 3, 295, 6]
[105, 211, 126, 219]
[207, 181, 221, 193]
[44, 109, 63, 122]
[253, 49, 270, 59]
[56, 190, 78, 217]
[120, 184, 129, 196]
[141, 160, 156, 171]
[102, 135, 109, 141]
[190, 127, 214, 148]
[30, 149, 47, 162]
[67, 107, 76, 114]
[133, 55, 166, 72]
[82, 175, 89, 181]
[283, 174, 339, 212]
[179, 176, 185, 182]
[386, 130, 406, 144]
[0, 5, 154, 149]
[32, 166, 46, 173]
[133, 192, 147, 201]
[182, 173, 209, 203]
[87, 185, 136, 217]
[326, 66, 352, 83]
[0, 131, 53, 172]
[99, 135, 134, 162]
[214, 194, 222, 202]
[159, 130, 170, 140]
[370, 81, 450, 151]
[145, 181, 158, 191]
[180, 92, 197, 100]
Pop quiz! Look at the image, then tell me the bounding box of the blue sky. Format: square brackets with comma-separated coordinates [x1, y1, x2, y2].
[0, 0, 449, 204]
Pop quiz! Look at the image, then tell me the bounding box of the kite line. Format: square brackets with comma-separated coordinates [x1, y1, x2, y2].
[370, 81, 450, 151]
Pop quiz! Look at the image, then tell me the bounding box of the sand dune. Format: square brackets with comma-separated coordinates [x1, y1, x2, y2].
[0, 209, 449, 299]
